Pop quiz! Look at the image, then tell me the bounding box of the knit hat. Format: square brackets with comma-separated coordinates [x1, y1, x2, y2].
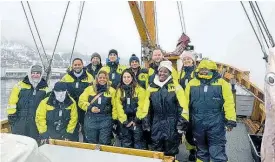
[108, 49, 118, 56]
[129, 54, 140, 64]
[158, 60, 173, 72]
[180, 51, 195, 61]
[91, 52, 101, 61]
[31, 64, 43, 74]
[53, 82, 68, 91]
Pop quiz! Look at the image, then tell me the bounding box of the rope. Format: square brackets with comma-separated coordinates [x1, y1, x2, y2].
[249, 1, 270, 48]
[240, 1, 268, 62]
[255, 2, 275, 47]
[69, 1, 85, 63]
[179, 1, 186, 33]
[26, 1, 49, 63]
[176, 1, 184, 33]
[46, 1, 70, 82]
[20, 1, 46, 70]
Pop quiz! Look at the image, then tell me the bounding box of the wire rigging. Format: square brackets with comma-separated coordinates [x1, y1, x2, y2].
[46, 1, 70, 82]
[20, 1, 46, 70]
[69, 1, 85, 63]
[26, 1, 49, 63]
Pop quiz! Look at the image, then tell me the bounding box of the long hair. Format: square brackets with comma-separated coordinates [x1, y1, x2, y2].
[92, 70, 111, 93]
[117, 68, 137, 100]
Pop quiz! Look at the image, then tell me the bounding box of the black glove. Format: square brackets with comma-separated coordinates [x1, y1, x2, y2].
[8, 114, 17, 126]
[142, 116, 150, 131]
[177, 117, 189, 132]
[112, 120, 119, 135]
[133, 117, 141, 124]
[226, 120, 237, 129]
[40, 132, 50, 139]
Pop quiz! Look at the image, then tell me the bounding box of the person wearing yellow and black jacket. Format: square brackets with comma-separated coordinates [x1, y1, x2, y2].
[35, 82, 78, 143]
[61, 58, 93, 141]
[86, 52, 103, 78]
[143, 60, 189, 157]
[78, 70, 117, 145]
[116, 69, 147, 149]
[129, 54, 148, 89]
[99, 49, 127, 89]
[185, 59, 237, 162]
[7, 64, 49, 141]
[148, 49, 178, 86]
[178, 51, 197, 161]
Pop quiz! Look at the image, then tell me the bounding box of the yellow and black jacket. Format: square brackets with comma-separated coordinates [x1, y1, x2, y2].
[61, 69, 93, 101]
[99, 63, 127, 88]
[78, 85, 117, 120]
[35, 94, 78, 139]
[143, 79, 189, 140]
[7, 76, 49, 139]
[132, 68, 148, 89]
[178, 66, 195, 89]
[185, 72, 236, 123]
[116, 85, 147, 124]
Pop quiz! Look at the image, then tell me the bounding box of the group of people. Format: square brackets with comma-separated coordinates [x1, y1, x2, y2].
[7, 48, 237, 162]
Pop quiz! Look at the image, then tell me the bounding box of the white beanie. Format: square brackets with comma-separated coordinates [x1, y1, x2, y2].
[158, 60, 173, 72]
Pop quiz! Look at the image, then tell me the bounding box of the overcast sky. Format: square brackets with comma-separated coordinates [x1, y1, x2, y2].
[1, 1, 275, 89]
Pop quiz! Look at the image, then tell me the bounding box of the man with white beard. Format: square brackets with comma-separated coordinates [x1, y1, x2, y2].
[7, 64, 49, 141]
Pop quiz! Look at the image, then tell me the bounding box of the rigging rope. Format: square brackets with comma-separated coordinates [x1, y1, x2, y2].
[255, 2, 275, 47]
[69, 1, 85, 63]
[20, 1, 46, 70]
[249, 1, 270, 49]
[26, 1, 49, 63]
[176, 1, 184, 33]
[46, 1, 70, 82]
[240, 1, 268, 62]
[179, 1, 186, 33]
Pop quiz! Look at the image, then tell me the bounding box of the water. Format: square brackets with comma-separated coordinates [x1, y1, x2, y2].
[0, 79, 59, 120]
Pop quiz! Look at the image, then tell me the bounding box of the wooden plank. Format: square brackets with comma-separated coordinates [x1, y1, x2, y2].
[48, 139, 171, 161]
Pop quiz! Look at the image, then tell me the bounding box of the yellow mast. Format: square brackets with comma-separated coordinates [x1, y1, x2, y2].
[143, 1, 156, 47]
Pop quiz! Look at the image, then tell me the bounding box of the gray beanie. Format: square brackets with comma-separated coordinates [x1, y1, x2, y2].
[31, 65, 43, 73]
[91, 52, 101, 61]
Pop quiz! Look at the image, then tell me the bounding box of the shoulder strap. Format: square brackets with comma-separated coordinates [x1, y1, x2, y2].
[90, 92, 104, 105]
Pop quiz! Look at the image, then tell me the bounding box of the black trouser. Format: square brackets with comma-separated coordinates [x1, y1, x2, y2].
[11, 116, 39, 141]
[84, 115, 113, 145]
[185, 122, 196, 150]
[151, 134, 181, 156]
[72, 107, 86, 142]
[120, 124, 145, 149]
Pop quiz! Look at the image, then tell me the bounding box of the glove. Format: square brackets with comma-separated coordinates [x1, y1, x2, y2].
[8, 114, 17, 126]
[40, 132, 50, 145]
[142, 116, 150, 131]
[112, 120, 119, 135]
[40, 132, 50, 139]
[133, 117, 141, 124]
[226, 120, 237, 130]
[177, 117, 189, 132]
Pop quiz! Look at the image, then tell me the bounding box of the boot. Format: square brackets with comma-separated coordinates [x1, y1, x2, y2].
[188, 149, 196, 161]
